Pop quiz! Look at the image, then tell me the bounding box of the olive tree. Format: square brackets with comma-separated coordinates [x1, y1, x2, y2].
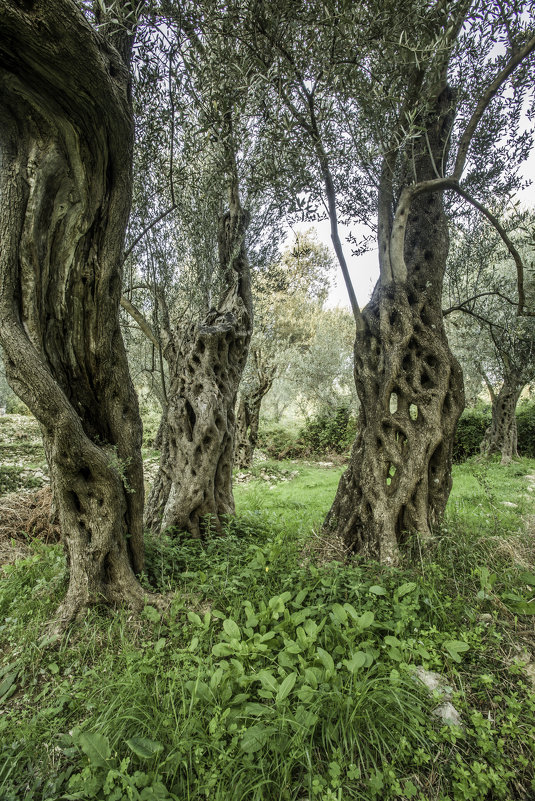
[235, 229, 334, 467]
[444, 210, 535, 463]
[0, 0, 154, 627]
[236, 0, 535, 561]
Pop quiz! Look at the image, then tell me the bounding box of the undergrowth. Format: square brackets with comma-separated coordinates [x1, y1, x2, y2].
[0, 459, 534, 800]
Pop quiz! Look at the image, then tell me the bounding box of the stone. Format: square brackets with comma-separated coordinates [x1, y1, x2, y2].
[433, 701, 463, 727]
[412, 666, 463, 728]
[412, 667, 453, 695]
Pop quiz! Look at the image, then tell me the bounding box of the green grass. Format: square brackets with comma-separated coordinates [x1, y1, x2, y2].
[1, 458, 535, 800]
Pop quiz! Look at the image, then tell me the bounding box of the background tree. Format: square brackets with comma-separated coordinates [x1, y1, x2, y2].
[0, 0, 153, 627]
[121, 7, 285, 536]
[444, 210, 535, 463]
[235, 229, 334, 467]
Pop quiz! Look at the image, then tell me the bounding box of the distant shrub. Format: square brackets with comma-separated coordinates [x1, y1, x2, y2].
[5, 397, 31, 415]
[453, 401, 535, 461]
[141, 406, 163, 447]
[453, 406, 490, 462]
[257, 423, 305, 460]
[516, 400, 535, 457]
[299, 406, 357, 455]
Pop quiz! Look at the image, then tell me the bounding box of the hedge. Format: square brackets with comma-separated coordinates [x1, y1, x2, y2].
[453, 401, 535, 461]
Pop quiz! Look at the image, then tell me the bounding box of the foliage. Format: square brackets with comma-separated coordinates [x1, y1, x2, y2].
[517, 399, 535, 458]
[299, 406, 357, 455]
[256, 422, 306, 460]
[453, 407, 492, 462]
[453, 402, 535, 461]
[2, 459, 535, 800]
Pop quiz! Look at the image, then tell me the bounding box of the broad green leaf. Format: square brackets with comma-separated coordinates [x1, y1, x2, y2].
[212, 643, 235, 657]
[294, 589, 308, 606]
[244, 702, 271, 716]
[187, 611, 202, 626]
[396, 582, 417, 598]
[443, 640, 470, 663]
[126, 736, 163, 759]
[369, 585, 387, 596]
[210, 667, 225, 689]
[78, 732, 111, 767]
[343, 651, 366, 674]
[343, 602, 359, 620]
[240, 724, 273, 754]
[357, 611, 375, 629]
[223, 618, 241, 640]
[331, 603, 348, 624]
[0, 671, 18, 700]
[316, 647, 335, 673]
[256, 670, 278, 692]
[0, 662, 18, 681]
[230, 692, 249, 706]
[276, 672, 297, 703]
[519, 571, 535, 586]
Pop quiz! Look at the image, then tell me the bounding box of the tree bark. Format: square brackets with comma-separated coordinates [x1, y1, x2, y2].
[145, 192, 253, 537]
[234, 352, 275, 469]
[480, 375, 523, 464]
[324, 86, 465, 563]
[0, 1, 149, 628]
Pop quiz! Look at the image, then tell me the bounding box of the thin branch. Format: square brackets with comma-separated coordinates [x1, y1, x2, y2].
[304, 92, 363, 327]
[453, 33, 535, 180]
[442, 304, 510, 332]
[123, 206, 176, 264]
[442, 290, 518, 315]
[120, 296, 159, 347]
[453, 185, 530, 314]
[168, 47, 177, 207]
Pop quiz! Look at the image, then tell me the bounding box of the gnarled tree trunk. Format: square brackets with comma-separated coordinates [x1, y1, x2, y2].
[324, 86, 465, 563]
[0, 1, 149, 628]
[145, 187, 253, 537]
[235, 352, 275, 469]
[480, 373, 523, 464]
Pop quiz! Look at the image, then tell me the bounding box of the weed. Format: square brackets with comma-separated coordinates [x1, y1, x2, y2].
[1, 459, 535, 799]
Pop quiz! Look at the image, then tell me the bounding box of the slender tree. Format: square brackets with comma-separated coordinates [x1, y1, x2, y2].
[444, 211, 535, 463]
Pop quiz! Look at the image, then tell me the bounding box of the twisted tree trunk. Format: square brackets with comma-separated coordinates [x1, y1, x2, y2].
[0, 1, 149, 628]
[324, 86, 465, 563]
[480, 373, 523, 464]
[145, 188, 253, 537]
[235, 352, 275, 469]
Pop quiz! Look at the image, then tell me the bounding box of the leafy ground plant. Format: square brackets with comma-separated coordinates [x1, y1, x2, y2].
[1, 458, 535, 800]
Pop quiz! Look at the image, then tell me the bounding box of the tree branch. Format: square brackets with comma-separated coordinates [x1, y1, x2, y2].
[123, 206, 176, 264]
[453, 33, 535, 180]
[120, 296, 159, 348]
[453, 185, 530, 315]
[442, 289, 518, 315]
